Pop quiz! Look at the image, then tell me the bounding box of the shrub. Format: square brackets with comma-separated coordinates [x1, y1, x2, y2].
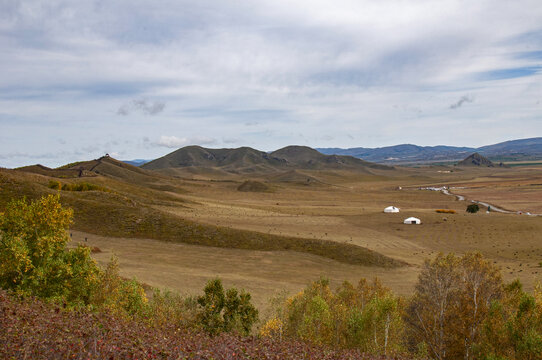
[146, 288, 198, 328]
[48, 180, 61, 190]
[436, 209, 456, 214]
[48, 180, 110, 192]
[196, 278, 258, 336]
[90, 256, 148, 316]
[467, 204, 480, 213]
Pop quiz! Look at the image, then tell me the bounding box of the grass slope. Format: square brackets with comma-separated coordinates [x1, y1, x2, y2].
[0, 168, 405, 268]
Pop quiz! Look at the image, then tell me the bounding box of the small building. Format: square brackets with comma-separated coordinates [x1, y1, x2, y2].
[404, 217, 421, 225]
[384, 206, 400, 213]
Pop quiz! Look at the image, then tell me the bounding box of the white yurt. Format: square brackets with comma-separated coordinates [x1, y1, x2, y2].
[403, 217, 421, 224]
[384, 206, 400, 213]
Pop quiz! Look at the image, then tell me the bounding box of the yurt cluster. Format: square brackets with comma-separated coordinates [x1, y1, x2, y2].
[384, 206, 421, 225]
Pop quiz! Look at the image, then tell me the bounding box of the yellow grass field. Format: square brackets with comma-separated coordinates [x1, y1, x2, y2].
[63, 164, 542, 311]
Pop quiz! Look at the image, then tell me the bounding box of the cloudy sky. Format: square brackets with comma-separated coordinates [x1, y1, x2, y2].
[1, 0, 541, 168]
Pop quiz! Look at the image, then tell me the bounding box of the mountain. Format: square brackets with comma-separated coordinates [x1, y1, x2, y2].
[270, 146, 392, 170]
[457, 153, 496, 167]
[477, 138, 542, 158]
[317, 137, 542, 164]
[142, 145, 393, 174]
[317, 144, 475, 163]
[142, 146, 286, 174]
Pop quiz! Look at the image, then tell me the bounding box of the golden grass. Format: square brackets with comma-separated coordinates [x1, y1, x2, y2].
[5, 162, 542, 306]
[0, 168, 404, 268]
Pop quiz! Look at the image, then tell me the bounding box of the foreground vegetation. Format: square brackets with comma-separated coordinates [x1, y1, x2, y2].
[1, 195, 541, 359]
[1, 290, 394, 360]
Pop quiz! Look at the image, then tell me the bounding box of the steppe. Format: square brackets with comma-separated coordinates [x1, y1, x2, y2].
[2, 153, 542, 311]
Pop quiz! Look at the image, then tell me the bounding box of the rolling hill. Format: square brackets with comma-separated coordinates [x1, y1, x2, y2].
[3, 158, 404, 269]
[142, 145, 393, 174]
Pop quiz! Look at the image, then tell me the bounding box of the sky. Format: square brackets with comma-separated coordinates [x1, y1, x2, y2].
[1, 0, 542, 168]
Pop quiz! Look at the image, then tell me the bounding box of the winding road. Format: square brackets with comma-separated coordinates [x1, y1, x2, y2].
[422, 187, 540, 216]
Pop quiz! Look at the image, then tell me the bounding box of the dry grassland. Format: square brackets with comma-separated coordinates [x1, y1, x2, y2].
[67, 165, 542, 311]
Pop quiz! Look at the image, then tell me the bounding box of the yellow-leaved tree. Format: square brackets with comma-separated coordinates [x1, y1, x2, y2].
[0, 195, 100, 305]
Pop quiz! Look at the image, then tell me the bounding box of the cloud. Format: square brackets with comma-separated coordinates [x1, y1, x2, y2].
[117, 99, 166, 116]
[154, 135, 217, 148]
[449, 95, 474, 109]
[2, 0, 542, 168]
[222, 137, 240, 144]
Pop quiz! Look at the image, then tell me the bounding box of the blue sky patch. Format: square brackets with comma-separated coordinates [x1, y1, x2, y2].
[477, 66, 541, 81]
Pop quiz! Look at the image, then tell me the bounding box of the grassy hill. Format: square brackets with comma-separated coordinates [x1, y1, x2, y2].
[142, 145, 393, 175]
[0, 162, 405, 269]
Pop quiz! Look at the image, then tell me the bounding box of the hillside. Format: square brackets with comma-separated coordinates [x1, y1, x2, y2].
[0, 165, 404, 268]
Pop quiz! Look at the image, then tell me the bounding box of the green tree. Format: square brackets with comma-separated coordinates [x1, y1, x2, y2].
[196, 278, 258, 335]
[467, 204, 480, 213]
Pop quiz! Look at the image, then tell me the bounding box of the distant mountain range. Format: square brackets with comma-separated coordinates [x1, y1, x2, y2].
[123, 137, 542, 168]
[317, 137, 542, 164]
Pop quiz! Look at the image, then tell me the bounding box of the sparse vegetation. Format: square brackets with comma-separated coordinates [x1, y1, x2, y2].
[237, 180, 270, 192]
[436, 209, 456, 214]
[48, 180, 111, 192]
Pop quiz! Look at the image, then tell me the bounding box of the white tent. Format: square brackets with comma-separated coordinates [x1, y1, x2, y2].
[403, 217, 421, 224]
[384, 206, 400, 213]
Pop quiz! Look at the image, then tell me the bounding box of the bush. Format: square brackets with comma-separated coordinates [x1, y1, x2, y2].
[146, 288, 198, 328]
[196, 278, 258, 336]
[48, 180, 110, 192]
[467, 204, 480, 213]
[90, 256, 148, 316]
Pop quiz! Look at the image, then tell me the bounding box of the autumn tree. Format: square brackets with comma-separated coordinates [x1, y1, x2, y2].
[0, 195, 100, 305]
[275, 277, 404, 355]
[474, 280, 542, 359]
[405, 252, 503, 360]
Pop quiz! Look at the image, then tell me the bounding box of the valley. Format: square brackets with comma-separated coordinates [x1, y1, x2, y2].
[2, 146, 542, 313]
